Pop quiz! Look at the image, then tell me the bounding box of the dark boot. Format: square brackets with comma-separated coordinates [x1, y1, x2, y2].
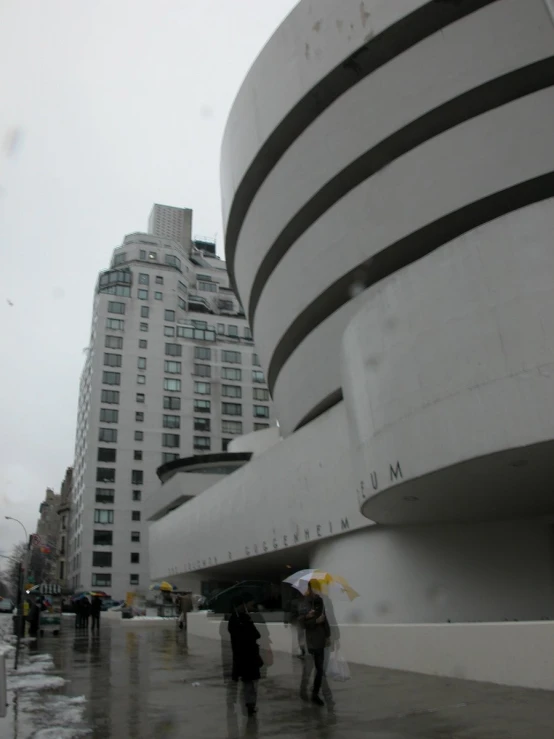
[311, 694, 324, 706]
[246, 704, 257, 716]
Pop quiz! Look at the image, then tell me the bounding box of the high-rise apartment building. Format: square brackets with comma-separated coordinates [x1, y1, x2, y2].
[68, 205, 275, 598]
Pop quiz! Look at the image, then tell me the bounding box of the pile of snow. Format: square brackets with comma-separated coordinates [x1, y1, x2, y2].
[7, 672, 66, 691]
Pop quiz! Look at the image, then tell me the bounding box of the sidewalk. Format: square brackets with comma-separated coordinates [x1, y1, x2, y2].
[1, 615, 552, 738]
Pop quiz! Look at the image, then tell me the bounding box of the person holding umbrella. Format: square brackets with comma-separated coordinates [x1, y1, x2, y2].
[298, 582, 332, 706]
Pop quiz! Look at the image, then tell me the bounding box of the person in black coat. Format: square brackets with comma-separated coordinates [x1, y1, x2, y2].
[227, 593, 263, 717]
[90, 596, 102, 633]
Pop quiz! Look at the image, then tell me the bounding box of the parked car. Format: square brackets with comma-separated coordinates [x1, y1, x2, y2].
[100, 599, 122, 611]
[0, 597, 14, 613]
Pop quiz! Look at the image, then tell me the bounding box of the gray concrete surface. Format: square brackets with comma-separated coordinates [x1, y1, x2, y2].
[1, 616, 553, 738]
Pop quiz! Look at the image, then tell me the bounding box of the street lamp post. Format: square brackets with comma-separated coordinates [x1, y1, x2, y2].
[4, 517, 31, 670]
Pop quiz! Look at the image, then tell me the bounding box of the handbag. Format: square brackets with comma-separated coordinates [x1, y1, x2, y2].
[327, 648, 350, 682]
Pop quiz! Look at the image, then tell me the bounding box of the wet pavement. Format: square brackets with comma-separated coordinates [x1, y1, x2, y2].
[1, 614, 553, 738]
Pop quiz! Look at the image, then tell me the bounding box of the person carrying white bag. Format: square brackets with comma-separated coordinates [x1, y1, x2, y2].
[326, 646, 350, 682]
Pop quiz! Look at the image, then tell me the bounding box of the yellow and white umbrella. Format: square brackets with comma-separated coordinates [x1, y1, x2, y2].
[283, 569, 359, 601]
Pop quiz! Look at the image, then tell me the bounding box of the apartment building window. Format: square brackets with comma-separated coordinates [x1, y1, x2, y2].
[148, 251, 157, 261]
[198, 281, 217, 292]
[166, 255, 181, 268]
[100, 408, 118, 423]
[96, 468, 115, 483]
[130, 574, 140, 586]
[162, 433, 180, 448]
[141, 305, 149, 318]
[94, 509, 114, 524]
[108, 301, 125, 314]
[138, 357, 147, 369]
[92, 552, 112, 567]
[244, 327, 253, 340]
[131, 470, 143, 485]
[135, 412, 144, 422]
[222, 350, 241, 364]
[139, 250, 147, 260]
[134, 451, 142, 461]
[98, 428, 118, 443]
[194, 418, 211, 432]
[178, 280, 187, 293]
[164, 310, 175, 321]
[194, 346, 211, 360]
[101, 389, 119, 404]
[106, 318, 124, 330]
[222, 439, 231, 452]
[97, 448, 116, 463]
[104, 353, 122, 367]
[194, 364, 211, 377]
[253, 388, 270, 401]
[132, 511, 141, 522]
[138, 289, 148, 300]
[252, 370, 265, 383]
[254, 423, 270, 431]
[137, 375, 146, 385]
[95, 489, 114, 504]
[164, 378, 181, 392]
[92, 574, 112, 587]
[164, 360, 181, 374]
[134, 430, 143, 441]
[222, 367, 241, 381]
[222, 403, 242, 416]
[94, 530, 113, 546]
[156, 276, 164, 285]
[102, 371, 121, 385]
[163, 396, 181, 410]
[162, 452, 179, 464]
[165, 343, 182, 357]
[140, 322, 148, 332]
[222, 385, 242, 398]
[178, 297, 187, 311]
[194, 436, 211, 451]
[176, 325, 216, 341]
[194, 381, 210, 395]
[132, 490, 142, 501]
[112, 252, 126, 266]
[163, 415, 180, 429]
[194, 399, 211, 413]
[155, 292, 163, 301]
[139, 339, 147, 349]
[164, 326, 175, 337]
[131, 532, 140, 543]
[253, 405, 270, 418]
[136, 393, 145, 403]
[131, 553, 140, 564]
[138, 273, 149, 285]
[105, 335, 123, 349]
[252, 353, 261, 366]
[222, 420, 242, 435]
[217, 323, 225, 335]
[227, 325, 238, 337]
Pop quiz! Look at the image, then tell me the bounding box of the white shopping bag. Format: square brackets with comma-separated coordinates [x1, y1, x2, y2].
[327, 648, 350, 682]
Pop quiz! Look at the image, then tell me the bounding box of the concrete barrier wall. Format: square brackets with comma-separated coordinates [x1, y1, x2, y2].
[187, 613, 554, 691]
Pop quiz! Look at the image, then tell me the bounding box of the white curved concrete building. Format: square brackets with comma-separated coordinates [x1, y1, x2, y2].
[149, 0, 554, 689]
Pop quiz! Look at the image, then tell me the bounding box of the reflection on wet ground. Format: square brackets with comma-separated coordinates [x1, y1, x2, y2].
[2, 617, 554, 738]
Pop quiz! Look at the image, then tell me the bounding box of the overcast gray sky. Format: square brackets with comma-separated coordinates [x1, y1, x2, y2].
[0, 0, 297, 560]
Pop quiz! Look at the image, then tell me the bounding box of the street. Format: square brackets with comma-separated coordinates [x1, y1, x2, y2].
[1, 614, 553, 738]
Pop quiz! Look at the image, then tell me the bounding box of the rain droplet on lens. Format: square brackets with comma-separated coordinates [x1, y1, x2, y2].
[349, 281, 365, 299]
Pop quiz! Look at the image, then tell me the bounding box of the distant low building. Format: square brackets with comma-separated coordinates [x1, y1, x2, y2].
[56, 467, 72, 589]
[35, 487, 61, 583]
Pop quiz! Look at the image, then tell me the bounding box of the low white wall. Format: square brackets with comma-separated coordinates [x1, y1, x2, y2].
[187, 612, 554, 691]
